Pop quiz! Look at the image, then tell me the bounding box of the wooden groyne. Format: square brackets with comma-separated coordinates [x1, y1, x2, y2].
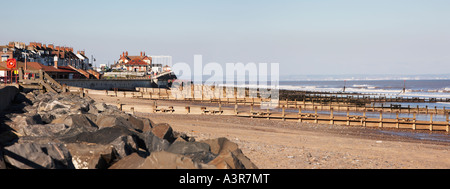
[66, 86, 450, 132]
[279, 90, 450, 104]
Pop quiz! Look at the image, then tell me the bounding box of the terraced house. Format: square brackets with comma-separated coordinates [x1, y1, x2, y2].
[0, 42, 91, 70]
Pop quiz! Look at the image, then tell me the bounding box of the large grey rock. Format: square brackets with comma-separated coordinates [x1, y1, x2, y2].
[110, 135, 141, 158]
[3, 142, 74, 169]
[109, 151, 215, 169]
[167, 141, 216, 164]
[61, 126, 133, 144]
[9, 114, 43, 136]
[151, 123, 176, 143]
[167, 141, 210, 155]
[96, 114, 150, 132]
[62, 114, 98, 137]
[21, 123, 68, 137]
[60, 126, 144, 158]
[139, 131, 170, 154]
[0, 148, 5, 169]
[108, 153, 146, 169]
[94, 102, 107, 112]
[95, 115, 131, 129]
[65, 143, 118, 169]
[201, 138, 258, 169]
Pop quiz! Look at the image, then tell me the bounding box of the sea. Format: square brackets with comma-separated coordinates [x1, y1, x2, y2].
[211, 78, 450, 122]
[277, 79, 450, 122]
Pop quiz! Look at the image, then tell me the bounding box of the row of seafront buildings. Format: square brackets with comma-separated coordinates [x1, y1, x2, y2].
[1, 41, 173, 82]
[0, 41, 100, 80]
[98, 51, 172, 78]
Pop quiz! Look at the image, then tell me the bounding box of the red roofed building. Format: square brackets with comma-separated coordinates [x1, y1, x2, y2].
[26, 62, 85, 79]
[124, 58, 150, 72]
[115, 51, 152, 72]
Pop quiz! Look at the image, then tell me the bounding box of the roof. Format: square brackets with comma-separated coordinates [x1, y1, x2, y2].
[124, 58, 149, 66]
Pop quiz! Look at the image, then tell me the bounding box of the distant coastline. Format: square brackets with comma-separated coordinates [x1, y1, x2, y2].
[279, 74, 450, 81]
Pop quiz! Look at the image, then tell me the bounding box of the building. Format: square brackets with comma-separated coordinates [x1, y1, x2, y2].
[115, 51, 152, 72]
[1, 41, 90, 70]
[0, 41, 102, 80]
[124, 58, 149, 72]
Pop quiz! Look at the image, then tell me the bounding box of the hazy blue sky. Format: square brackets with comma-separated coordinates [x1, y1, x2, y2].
[2, 0, 450, 75]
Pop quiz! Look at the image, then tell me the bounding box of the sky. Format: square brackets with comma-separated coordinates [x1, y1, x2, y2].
[2, 0, 450, 76]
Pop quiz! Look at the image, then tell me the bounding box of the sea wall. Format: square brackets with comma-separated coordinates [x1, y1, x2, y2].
[0, 86, 19, 112]
[56, 79, 155, 90]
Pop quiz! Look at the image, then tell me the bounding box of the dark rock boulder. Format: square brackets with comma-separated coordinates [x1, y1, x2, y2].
[108, 153, 145, 169]
[139, 131, 170, 154]
[60, 126, 144, 159]
[61, 126, 133, 144]
[166, 141, 216, 164]
[65, 143, 119, 169]
[0, 148, 5, 169]
[151, 123, 176, 143]
[61, 114, 98, 137]
[22, 123, 68, 137]
[3, 142, 75, 169]
[110, 135, 143, 158]
[167, 141, 210, 154]
[109, 151, 215, 169]
[201, 137, 258, 169]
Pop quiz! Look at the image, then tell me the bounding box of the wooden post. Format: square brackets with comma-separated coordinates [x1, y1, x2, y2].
[131, 107, 135, 115]
[80, 88, 84, 98]
[346, 107, 350, 126]
[429, 114, 433, 131]
[185, 106, 190, 114]
[219, 102, 222, 113]
[412, 113, 416, 130]
[362, 110, 366, 127]
[446, 112, 449, 132]
[234, 104, 238, 115]
[117, 103, 122, 111]
[330, 108, 334, 124]
[314, 106, 318, 123]
[282, 105, 285, 121]
[153, 101, 157, 113]
[379, 111, 383, 128]
[396, 111, 399, 128]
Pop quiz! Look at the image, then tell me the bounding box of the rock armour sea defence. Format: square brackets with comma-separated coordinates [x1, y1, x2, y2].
[0, 91, 257, 169]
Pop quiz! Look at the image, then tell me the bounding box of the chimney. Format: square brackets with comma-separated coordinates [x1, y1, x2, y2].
[140, 52, 143, 57]
[54, 56, 58, 69]
[126, 51, 128, 56]
[123, 52, 125, 58]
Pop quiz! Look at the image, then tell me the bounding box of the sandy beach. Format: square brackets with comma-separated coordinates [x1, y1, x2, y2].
[88, 93, 450, 169]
